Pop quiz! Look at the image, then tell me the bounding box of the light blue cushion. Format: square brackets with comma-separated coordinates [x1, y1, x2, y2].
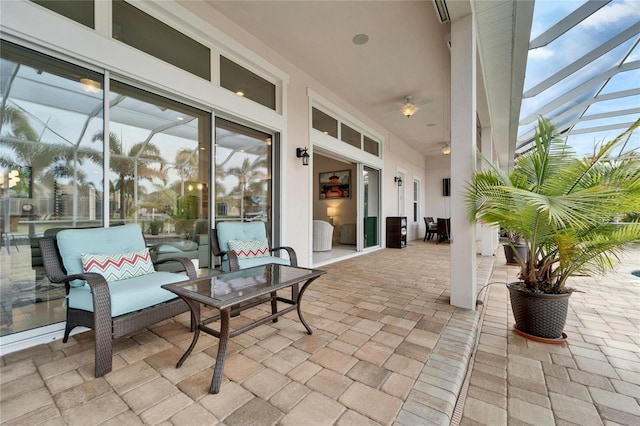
[216, 221, 268, 251]
[216, 222, 292, 271]
[57, 224, 146, 287]
[68, 271, 189, 317]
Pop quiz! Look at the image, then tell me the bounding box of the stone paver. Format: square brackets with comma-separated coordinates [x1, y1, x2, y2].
[1, 242, 638, 426]
[459, 244, 640, 426]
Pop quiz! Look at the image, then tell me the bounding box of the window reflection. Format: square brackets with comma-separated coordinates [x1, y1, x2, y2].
[215, 119, 272, 227]
[1, 42, 104, 334]
[107, 82, 211, 271]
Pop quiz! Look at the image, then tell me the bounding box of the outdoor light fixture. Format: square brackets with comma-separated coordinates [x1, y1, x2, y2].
[441, 143, 451, 155]
[394, 176, 403, 186]
[296, 147, 310, 166]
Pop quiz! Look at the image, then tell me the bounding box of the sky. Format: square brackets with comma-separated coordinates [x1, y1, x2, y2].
[518, 0, 640, 157]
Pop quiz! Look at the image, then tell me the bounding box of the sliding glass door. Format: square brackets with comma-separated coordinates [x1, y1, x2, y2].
[1, 42, 105, 335]
[0, 41, 211, 336]
[363, 166, 380, 248]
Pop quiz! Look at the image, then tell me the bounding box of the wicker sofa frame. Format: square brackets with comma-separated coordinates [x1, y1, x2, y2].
[39, 237, 197, 378]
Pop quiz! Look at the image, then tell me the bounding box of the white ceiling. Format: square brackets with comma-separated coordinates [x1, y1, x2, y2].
[179, 1, 529, 163]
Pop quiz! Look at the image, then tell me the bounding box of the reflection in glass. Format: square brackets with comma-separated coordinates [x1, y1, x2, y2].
[107, 82, 211, 270]
[214, 119, 272, 228]
[0, 42, 104, 335]
[341, 123, 361, 149]
[312, 107, 338, 137]
[363, 166, 380, 248]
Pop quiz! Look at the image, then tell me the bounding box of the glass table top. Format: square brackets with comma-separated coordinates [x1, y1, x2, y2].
[163, 264, 326, 309]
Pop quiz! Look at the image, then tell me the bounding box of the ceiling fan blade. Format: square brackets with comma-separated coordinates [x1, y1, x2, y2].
[414, 98, 433, 106]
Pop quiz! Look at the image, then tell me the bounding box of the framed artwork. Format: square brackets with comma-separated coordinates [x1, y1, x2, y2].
[319, 169, 350, 199]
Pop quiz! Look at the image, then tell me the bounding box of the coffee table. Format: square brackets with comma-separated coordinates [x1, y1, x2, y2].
[162, 264, 326, 393]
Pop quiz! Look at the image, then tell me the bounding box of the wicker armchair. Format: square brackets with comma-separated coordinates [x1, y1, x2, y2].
[40, 225, 197, 377]
[210, 221, 297, 272]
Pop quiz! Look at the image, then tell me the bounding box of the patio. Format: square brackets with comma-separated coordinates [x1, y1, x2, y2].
[1, 240, 638, 425]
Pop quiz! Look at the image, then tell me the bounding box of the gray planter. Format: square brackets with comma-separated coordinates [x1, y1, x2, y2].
[507, 282, 571, 339]
[503, 244, 526, 265]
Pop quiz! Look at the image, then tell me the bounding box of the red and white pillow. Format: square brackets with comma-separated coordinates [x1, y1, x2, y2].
[227, 239, 270, 259]
[81, 248, 155, 282]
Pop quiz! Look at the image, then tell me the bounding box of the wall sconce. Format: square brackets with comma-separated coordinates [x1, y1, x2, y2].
[394, 176, 403, 187]
[327, 206, 337, 225]
[296, 147, 310, 166]
[441, 143, 451, 155]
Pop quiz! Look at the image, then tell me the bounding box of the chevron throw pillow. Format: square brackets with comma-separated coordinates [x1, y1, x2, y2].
[81, 248, 155, 282]
[228, 239, 270, 259]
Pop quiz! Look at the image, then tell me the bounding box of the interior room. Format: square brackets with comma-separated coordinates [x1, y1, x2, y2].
[312, 152, 357, 264]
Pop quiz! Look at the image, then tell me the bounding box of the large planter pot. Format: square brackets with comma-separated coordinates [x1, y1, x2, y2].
[507, 282, 571, 340]
[503, 244, 526, 265]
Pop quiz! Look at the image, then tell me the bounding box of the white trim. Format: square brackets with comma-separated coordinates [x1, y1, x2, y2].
[0, 323, 89, 356]
[308, 88, 385, 143]
[412, 176, 421, 224]
[137, 0, 289, 86]
[1, 1, 287, 133]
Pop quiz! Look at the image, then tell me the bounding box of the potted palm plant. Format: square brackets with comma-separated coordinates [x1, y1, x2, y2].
[466, 117, 640, 342]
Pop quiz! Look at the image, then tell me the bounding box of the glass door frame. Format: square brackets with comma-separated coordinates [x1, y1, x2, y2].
[359, 163, 382, 252]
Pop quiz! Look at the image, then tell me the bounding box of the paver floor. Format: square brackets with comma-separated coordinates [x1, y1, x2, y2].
[460, 243, 640, 426]
[1, 241, 638, 425]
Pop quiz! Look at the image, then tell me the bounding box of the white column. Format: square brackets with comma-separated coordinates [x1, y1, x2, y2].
[450, 14, 477, 310]
[480, 126, 499, 256]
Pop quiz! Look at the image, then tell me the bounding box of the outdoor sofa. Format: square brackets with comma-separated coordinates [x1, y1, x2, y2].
[40, 224, 197, 377]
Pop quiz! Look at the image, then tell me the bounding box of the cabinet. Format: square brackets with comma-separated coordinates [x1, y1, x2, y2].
[386, 216, 407, 248]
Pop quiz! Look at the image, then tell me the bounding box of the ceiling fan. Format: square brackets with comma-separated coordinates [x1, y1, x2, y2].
[398, 95, 432, 118]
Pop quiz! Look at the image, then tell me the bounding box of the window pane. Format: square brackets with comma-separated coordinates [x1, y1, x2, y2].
[112, 0, 210, 80]
[363, 166, 379, 248]
[312, 107, 338, 138]
[0, 41, 104, 334]
[220, 57, 276, 110]
[108, 81, 211, 268]
[31, 0, 95, 28]
[215, 118, 272, 228]
[363, 135, 379, 156]
[341, 123, 361, 148]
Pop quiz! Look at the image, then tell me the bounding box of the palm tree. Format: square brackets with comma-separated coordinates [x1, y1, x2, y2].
[174, 148, 198, 196]
[92, 131, 166, 219]
[1, 104, 100, 213]
[466, 117, 640, 294]
[227, 157, 266, 218]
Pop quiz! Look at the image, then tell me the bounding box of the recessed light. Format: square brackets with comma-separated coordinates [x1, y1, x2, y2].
[80, 78, 101, 93]
[236, 91, 245, 96]
[352, 33, 369, 45]
[176, 116, 184, 121]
